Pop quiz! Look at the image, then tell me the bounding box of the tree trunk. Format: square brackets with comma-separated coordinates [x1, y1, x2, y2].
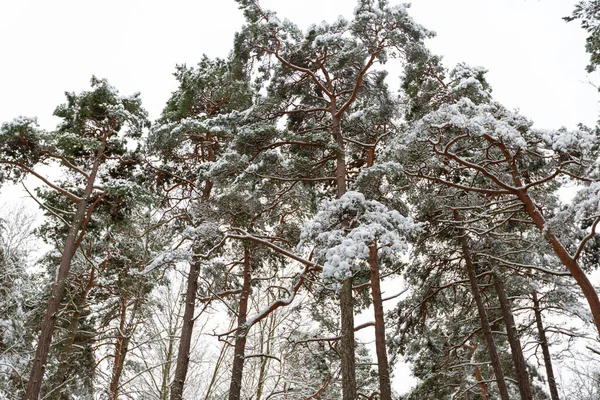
[339, 278, 357, 400]
[369, 243, 391, 400]
[332, 114, 346, 200]
[110, 279, 145, 400]
[493, 274, 532, 400]
[170, 139, 215, 400]
[169, 259, 201, 400]
[532, 291, 560, 400]
[50, 268, 97, 399]
[24, 138, 106, 400]
[228, 247, 252, 400]
[454, 210, 509, 400]
[48, 307, 81, 400]
[25, 201, 89, 400]
[108, 334, 131, 400]
[516, 190, 600, 336]
[365, 141, 391, 400]
[109, 297, 132, 400]
[332, 109, 357, 400]
[474, 364, 489, 400]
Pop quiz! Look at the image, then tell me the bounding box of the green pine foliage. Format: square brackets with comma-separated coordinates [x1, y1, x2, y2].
[2, 1, 600, 399]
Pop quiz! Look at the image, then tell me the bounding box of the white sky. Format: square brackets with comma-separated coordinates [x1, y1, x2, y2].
[0, 0, 597, 131]
[0, 0, 597, 395]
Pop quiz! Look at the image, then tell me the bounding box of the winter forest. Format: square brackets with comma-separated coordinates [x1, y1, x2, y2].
[1, 0, 600, 399]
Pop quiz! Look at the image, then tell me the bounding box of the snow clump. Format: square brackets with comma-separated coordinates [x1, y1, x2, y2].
[300, 191, 418, 288]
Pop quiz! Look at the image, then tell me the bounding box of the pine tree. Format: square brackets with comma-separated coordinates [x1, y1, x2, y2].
[232, 1, 431, 396]
[396, 52, 600, 338]
[149, 54, 253, 400]
[0, 77, 148, 399]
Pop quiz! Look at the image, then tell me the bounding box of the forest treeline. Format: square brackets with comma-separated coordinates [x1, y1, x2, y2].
[1, 0, 600, 399]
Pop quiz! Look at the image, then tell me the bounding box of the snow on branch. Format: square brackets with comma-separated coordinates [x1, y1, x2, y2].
[299, 191, 418, 286]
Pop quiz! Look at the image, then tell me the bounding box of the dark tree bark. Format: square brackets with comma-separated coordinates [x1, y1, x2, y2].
[532, 291, 560, 400]
[169, 259, 201, 400]
[228, 247, 252, 400]
[25, 135, 107, 400]
[339, 278, 357, 400]
[48, 307, 83, 400]
[454, 210, 509, 400]
[170, 132, 216, 400]
[369, 243, 392, 400]
[332, 110, 357, 400]
[109, 291, 141, 400]
[493, 274, 532, 400]
[49, 268, 95, 400]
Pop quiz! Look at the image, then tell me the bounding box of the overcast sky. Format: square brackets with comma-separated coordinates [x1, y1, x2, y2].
[0, 0, 596, 132]
[0, 0, 596, 393]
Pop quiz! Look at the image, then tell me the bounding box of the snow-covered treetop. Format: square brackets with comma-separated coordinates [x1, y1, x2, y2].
[147, 55, 255, 202]
[151, 110, 241, 161]
[0, 77, 149, 187]
[410, 97, 532, 150]
[299, 191, 418, 286]
[538, 126, 598, 153]
[235, 0, 432, 97]
[351, 0, 433, 61]
[54, 76, 148, 141]
[159, 56, 251, 124]
[353, 162, 406, 195]
[447, 63, 491, 103]
[0, 117, 43, 184]
[402, 63, 600, 182]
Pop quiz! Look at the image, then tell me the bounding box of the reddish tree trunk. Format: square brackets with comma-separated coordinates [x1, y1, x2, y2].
[369, 243, 392, 400]
[532, 291, 560, 400]
[494, 274, 532, 400]
[339, 278, 357, 400]
[109, 297, 132, 400]
[25, 136, 107, 400]
[332, 111, 357, 400]
[169, 259, 201, 400]
[475, 367, 489, 400]
[228, 247, 252, 400]
[517, 186, 600, 336]
[455, 210, 509, 400]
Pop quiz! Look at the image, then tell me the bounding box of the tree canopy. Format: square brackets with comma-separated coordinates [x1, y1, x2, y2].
[1, 1, 600, 400]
